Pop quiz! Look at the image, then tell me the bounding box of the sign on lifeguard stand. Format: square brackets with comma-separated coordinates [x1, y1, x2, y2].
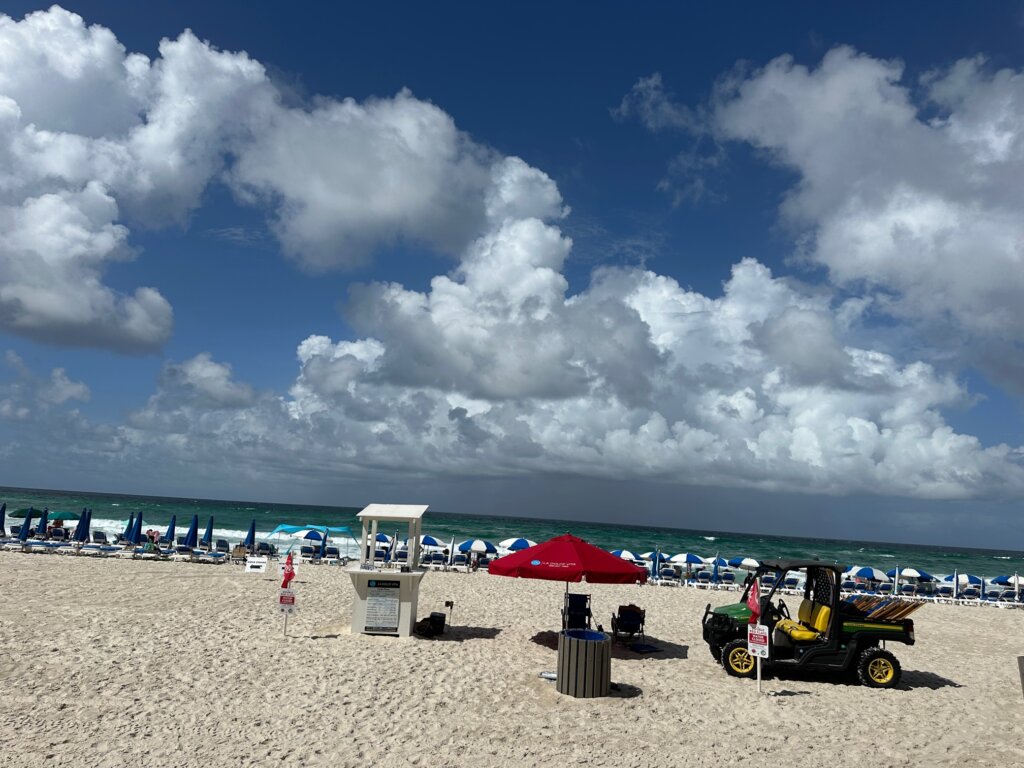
[346, 503, 429, 638]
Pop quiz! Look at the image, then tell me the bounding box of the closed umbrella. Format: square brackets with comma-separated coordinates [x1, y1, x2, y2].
[242, 520, 256, 551]
[160, 515, 177, 545]
[200, 517, 214, 549]
[35, 509, 49, 537]
[72, 509, 90, 543]
[122, 513, 135, 542]
[0, 502, 5, 536]
[18, 511, 34, 542]
[128, 512, 143, 546]
[182, 515, 199, 549]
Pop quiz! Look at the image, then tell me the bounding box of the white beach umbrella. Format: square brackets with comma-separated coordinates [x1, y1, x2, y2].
[610, 549, 640, 561]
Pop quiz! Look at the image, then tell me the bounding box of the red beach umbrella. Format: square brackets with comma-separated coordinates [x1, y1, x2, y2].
[488, 533, 648, 585]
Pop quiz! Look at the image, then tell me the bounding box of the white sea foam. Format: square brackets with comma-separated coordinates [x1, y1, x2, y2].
[86, 517, 357, 546]
[703, 536, 716, 541]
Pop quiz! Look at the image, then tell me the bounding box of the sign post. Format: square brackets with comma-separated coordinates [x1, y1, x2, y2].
[278, 588, 297, 637]
[747, 623, 769, 693]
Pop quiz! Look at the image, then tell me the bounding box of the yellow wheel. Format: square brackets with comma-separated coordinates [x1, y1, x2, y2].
[856, 648, 901, 688]
[721, 639, 756, 678]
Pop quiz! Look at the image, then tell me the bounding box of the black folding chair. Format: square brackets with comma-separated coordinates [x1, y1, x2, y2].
[562, 592, 592, 630]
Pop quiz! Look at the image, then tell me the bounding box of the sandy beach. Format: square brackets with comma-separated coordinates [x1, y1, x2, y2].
[1, 554, 1022, 767]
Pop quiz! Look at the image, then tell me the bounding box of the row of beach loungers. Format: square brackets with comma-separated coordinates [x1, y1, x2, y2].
[648, 568, 1022, 607]
[1, 526, 234, 563]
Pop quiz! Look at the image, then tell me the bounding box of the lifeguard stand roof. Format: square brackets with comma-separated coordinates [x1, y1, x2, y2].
[357, 504, 428, 521]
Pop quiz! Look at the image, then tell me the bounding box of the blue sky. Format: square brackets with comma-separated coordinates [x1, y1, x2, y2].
[2, 2, 1024, 546]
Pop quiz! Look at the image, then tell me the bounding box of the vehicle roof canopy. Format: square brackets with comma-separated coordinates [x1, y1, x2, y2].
[759, 558, 842, 573]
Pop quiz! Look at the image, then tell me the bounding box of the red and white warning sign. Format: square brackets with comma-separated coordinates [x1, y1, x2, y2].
[278, 588, 297, 614]
[747, 623, 769, 659]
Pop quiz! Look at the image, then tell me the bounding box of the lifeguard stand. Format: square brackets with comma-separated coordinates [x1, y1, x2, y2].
[346, 503, 429, 637]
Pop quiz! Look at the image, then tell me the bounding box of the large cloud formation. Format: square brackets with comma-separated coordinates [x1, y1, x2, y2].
[2, 10, 1023, 502]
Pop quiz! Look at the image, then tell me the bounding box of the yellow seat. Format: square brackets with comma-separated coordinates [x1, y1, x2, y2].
[776, 601, 831, 643]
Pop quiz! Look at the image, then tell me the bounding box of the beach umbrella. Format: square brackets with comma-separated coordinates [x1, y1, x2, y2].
[489, 533, 648, 585]
[848, 566, 889, 582]
[243, 519, 256, 551]
[160, 515, 177, 545]
[183, 515, 199, 549]
[610, 549, 641, 561]
[35, 508, 49, 537]
[127, 512, 143, 546]
[703, 555, 728, 567]
[886, 567, 934, 582]
[943, 573, 981, 585]
[641, 551, 670, 563]
[122, 513, 135, 541]
[320, 528, 329, 559]
[458, 539, 497, 554]
[10, 507, 34, 518]
[200, 517, 214, 549]
[0, 502, 5, 535]
[671, 552, 705, 565]
[728, 556, 761, 570]
[18, 511, 33, 542]
[47, 511, 80, 522]
[992, 574, 1024, 586]
[72, 509, 90, 543]
[499, 537, 536, 551]
[403, 534, 447, 549]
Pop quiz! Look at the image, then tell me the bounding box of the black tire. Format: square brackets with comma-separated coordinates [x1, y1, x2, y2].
[709, 644, 722, 662]
[856, 648, 901, 689]
[721, 639, 757, 678]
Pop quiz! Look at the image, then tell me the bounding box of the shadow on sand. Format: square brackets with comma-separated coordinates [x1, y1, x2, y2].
[416, 625, 502, 642]
[529, 630, 689, 660]
[761, 666, 960, 691]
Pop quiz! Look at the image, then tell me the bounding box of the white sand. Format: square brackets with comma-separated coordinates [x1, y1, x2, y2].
[1, 553, 1023, 767]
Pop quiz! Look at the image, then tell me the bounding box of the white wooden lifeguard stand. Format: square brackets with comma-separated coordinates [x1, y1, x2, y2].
[346, 503, 429, 638]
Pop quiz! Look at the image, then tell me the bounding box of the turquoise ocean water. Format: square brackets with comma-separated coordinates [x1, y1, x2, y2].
[3, 485, 1022, 579]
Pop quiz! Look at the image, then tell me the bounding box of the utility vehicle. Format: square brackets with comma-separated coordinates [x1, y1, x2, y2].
[701, 559, 918, 688]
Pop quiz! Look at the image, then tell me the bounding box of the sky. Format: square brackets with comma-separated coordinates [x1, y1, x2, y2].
[2, 2, 1024, 547]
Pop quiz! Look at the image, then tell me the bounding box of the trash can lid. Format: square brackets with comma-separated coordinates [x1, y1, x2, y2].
[563, 629, 606, 642]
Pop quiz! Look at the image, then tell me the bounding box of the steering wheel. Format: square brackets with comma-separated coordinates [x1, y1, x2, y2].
[776, 598, 791, 620]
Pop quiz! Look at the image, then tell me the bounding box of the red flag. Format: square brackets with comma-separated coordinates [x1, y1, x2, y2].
[747, 578, 760, 624]
[281, 553, 295, 589]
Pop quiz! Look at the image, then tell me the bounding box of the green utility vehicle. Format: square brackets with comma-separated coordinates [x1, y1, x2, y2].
[701, 559, 919, 688]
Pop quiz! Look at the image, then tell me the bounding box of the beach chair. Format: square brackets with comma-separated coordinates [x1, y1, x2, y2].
[959, 587, 981, 604]
[998, 589, 1018, 605]
[898, 584, 917, 598]
[170, 545, 195, 561]
[323, 546, 340, 565]
[299, 545, 317, 564]
[934, 585, 954, 603]
[429, 552, 447, 571]
[611, 604, 646, 643]
[695, 571, 712, 589]
[877, 583, 893, 596]
[92, 531, 109, 545]
[840, 580, 856, 593]
[450, 553, 469, 573]
[562, 593, 592, 630]
[394, 550, 408, 565]
[761, 575, 777, 589]
[230, 544, 248, 564]
[721, 571, 736, 589]
[478, 556, 492, 568]
[658, 567, 679, 586]
[215, 539, 230, 554]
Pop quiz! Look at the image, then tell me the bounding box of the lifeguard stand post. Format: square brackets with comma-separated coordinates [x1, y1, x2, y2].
[346, 503, 429, 637]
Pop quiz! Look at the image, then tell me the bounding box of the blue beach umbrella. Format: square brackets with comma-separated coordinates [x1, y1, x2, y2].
[160, 515, 177, 545]
[499, 537, 537, 552]
[943, 572, 981, 585]
[642, 551, 670, 563]
[243, 520, 256, 551]
[703, 555, 728, 568]
[72, 509, 89, 543]
[183, 515, 199, 549]
[127, 512, 143, 546]
[402, 534, 447, 549]
[18, 511, 34, 542]
[457, 539, 497, 554]
[849, 566, 889, 582]
[610, 549, 640, 561]
[728, 556, 761, 570]
[672, 552, 705, 565]
[35, 508, 49, 537]
[122, 513, 135, 541]
[886, 567, 934, 582]
[0, 502, 5, 535]
[200, 517, 214, 549]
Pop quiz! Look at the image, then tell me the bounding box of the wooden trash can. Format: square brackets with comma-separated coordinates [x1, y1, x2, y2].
[556, 629, 611, 698]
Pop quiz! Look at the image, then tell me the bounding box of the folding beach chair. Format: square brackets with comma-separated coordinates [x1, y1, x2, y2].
[611, 604, 645, 643]
[562, 593, 592, 630]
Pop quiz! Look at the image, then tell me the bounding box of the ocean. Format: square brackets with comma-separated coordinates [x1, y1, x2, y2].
[3, 485, 1022, 579]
